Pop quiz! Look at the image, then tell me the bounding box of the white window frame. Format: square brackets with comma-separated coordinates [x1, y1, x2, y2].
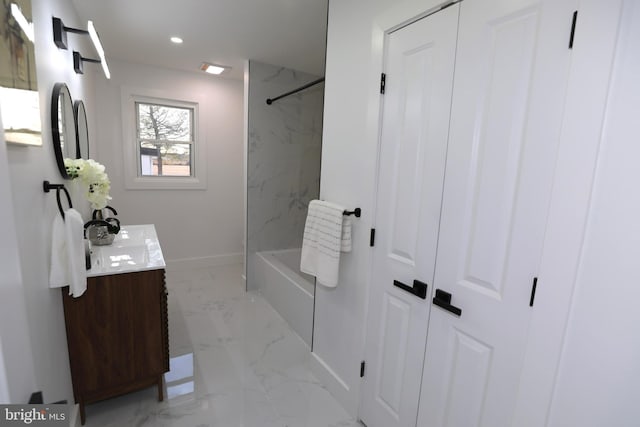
[121, 86, 207, 190]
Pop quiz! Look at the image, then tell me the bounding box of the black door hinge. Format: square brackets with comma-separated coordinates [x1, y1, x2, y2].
[360, 361, 366, 378]
[380, 73, 386, 94]
[569, 11, 578, 49]
[529, 277, 538, 307]
[370, 229, 376, 247]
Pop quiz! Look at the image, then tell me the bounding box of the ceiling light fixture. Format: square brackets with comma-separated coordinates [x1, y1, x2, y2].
[52, 17, 110, 79]
[170, 36, 183, 44]
[200, 62, 229, 75]
[87, 21, 110, 79]
[73, 51, 110, 79]
[10, 3, 34, 42]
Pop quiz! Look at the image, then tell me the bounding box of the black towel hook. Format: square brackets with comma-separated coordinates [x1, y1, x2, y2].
[43, 181, 73, 220]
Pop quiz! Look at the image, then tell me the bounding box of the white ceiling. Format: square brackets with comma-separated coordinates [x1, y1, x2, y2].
[70, 0, 328, 80]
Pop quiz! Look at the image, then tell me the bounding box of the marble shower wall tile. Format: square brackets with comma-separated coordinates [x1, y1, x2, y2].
[246, 61, 324, 289]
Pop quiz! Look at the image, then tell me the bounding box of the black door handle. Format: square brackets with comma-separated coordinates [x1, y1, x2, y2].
[433, 289, 462, 316]
[393, 279, 428, 299]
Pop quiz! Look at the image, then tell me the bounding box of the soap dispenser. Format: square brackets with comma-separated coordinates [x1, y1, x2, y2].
[84, 205, 120, 245]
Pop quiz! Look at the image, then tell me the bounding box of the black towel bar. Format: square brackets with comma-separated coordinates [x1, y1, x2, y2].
[266, 77, 325, 105]
[43, 180, 73, 220]
[343, 208, 361, 218]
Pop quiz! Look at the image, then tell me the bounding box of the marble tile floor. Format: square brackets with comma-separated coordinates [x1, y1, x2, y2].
[84, 263, 362, 427]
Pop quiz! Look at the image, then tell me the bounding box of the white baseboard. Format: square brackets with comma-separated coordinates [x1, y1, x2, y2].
[165, 253, 243, 272]
[310, 352, 358, 418]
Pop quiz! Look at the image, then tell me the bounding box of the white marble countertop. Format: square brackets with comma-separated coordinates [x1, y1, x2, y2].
[87, 224, 166, 278]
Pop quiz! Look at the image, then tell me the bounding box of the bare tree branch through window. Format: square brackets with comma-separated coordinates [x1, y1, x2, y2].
[136, 101, 194, 177]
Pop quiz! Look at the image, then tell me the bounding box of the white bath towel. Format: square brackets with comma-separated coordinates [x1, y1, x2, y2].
[50, 208, 87, 298]
[341, 216, 352, 253]
[300, 200, 352, 288]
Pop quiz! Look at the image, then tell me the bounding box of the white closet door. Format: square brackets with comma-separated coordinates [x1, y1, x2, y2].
[417, 0, 576, 426]
[359, 5, 459, 427]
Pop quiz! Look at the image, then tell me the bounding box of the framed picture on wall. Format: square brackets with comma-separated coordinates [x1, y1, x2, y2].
[0, 0, 42, 146]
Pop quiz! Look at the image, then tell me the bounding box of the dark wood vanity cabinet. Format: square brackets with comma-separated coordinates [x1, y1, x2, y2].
[62, 269, 169, 425]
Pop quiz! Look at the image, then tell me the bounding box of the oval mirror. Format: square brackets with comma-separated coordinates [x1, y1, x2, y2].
[51, 83, 76, 179]
[74, 100, 89, 159]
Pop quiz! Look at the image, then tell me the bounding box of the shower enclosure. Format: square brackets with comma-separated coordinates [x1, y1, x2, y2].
[245, 60, 324, 347]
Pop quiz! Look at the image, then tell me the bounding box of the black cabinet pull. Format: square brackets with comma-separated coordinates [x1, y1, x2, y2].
[433, 289, 462, 317]
[393, 279, 428, 299]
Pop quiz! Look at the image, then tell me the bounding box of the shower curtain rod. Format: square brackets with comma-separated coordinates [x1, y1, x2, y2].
[266, 77, 325, 105]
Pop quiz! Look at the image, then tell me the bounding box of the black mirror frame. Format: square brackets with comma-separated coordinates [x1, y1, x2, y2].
[51, 82, 73, 179]
[74, 100, 89, 160]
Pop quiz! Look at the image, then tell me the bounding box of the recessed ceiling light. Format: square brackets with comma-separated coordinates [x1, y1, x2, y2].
[170, 36, 183, 44]
[200, 62, 230, 75]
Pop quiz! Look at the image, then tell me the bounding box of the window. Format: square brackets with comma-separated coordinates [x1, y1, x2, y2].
[121, 87, 206, 190]
[136, 101, 194, 177]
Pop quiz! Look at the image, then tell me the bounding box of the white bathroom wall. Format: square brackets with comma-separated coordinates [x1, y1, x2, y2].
[0, 113, 36, 404]
[0, 338, 11, 403]
[246, 61, 323, 289]
[4, 0, 97, 403]
[93, 60, 244, 263]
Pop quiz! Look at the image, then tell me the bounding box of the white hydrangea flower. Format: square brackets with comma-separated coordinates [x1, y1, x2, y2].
[63, 158, 112, 210]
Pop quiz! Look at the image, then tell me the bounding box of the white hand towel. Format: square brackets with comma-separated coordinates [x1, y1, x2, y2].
[300, 200, 351, 288]
[65, 209, 87, 297]
[49, 209, 87, 298]
[49, 213, 67, 288]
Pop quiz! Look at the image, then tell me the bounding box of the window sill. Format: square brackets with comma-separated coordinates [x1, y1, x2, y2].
[124, 176, 206, 190]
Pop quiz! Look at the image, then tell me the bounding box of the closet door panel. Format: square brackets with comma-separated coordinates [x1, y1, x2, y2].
[417, 1, 576, 426]
[359, 5, 459, 427]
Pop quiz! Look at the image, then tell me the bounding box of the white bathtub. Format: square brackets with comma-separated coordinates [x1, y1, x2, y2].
[255, 248, 315, 347]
